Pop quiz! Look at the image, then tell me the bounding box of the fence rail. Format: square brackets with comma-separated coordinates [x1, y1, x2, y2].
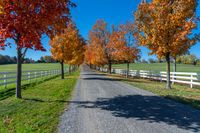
[0, 69, 68, 88]
[98, 68, 200, 88]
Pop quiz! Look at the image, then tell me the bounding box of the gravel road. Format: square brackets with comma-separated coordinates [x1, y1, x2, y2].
[58, 65, 200, 133]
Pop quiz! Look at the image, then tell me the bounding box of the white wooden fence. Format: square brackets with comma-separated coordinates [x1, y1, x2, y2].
[0, 69, 68, 88]
[98, 68, 200, 88]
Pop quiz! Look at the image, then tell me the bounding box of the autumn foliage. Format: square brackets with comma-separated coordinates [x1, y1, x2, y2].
[0, 0, 75, 50]
[0, 0, 75, 98]
[85, 20, 140, 74]
[135, 0, 197, 88]
[50, 22, 85, 78]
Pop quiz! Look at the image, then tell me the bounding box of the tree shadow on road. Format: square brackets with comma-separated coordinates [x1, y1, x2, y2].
[82, 73, 107, 76]
[70, 95, 200, 132]
[82, 77, 150, 83]
[82, 77, 122, 81]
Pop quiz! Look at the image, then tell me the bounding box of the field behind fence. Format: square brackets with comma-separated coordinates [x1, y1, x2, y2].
[99, 68, 200, 88]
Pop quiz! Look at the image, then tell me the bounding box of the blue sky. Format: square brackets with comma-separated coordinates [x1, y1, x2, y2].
[0, 0, 200, 60]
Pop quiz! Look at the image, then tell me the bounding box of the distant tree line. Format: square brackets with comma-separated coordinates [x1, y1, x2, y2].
[38, 56, 57, 63]
[0, 54, 17, 64]
[176, 55, 199, 65]
[138, 58, 165, 64]
[139, 54, 200, 65]
[0, 54, 57, 64]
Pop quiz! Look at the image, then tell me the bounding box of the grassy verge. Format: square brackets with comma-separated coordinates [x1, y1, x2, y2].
[105, 73, 200, 110]
[0, 70, 80, 133]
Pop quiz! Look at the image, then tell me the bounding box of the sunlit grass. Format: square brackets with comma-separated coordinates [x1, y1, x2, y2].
[112, 63, 200, 73]
[0, 70, 79, 133]
[0, 63, 68, 72]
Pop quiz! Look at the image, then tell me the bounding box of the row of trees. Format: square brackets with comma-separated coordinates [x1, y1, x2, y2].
[85, 0, 198, 89]
[85, 20, 140, 78]
[39, 56, 57, 63]
[0, 0, 81, 98]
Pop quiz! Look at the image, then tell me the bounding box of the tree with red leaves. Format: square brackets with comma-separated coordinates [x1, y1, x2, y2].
[0, 0, 75, 98]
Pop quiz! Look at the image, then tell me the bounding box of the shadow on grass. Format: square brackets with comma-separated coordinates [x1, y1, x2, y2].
[165, 95, 200, 110]
[23, 98, 67, 103]
[0, 75, 59, 101]
[69, 95, 200, 132]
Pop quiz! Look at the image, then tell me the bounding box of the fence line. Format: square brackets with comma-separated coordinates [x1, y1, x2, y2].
[0, 68, 69, 88]
[98, 68, 200, 88]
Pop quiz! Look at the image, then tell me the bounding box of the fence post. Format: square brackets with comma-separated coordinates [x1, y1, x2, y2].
[4, 74, 7, 89]
[190, 74, 193, 88]
[35, 72, 37, 81]
[172, 72, 175, 84]
[160, 72, 162, 82]
[41, 71, 43, 78]
[149, 71, 151, 79]
[28, 72, 31, 83]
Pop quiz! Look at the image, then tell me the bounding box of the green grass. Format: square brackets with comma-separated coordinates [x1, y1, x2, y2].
[112, 63, 200, 73]
[107, 74, 200, 110]
[0, 70, 79, 133]
[0, 63, 68, 72]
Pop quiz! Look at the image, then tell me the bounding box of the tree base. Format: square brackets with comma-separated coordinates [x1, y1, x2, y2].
[165, 85, 172, 89]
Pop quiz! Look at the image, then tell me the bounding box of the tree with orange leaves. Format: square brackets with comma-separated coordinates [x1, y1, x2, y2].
[120, 23, 140, 78]
[107, 24, 140, 77]
[85, 43, 107, 68]
[67, 35, 86, 72]
[0, 0, 75, 98]
[135, 0, 197, 89]
[50, 22, 85, 78]
[84, 45, 93, 68]
[86, 20, 109, 70]
[86, 20, 140, 74]
[106, 25, 127, 73]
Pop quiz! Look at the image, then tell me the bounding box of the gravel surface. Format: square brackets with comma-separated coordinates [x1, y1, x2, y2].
[58, 65, 200, 133]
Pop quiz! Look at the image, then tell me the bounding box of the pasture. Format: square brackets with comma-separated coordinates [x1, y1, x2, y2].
[112, 63, 200, 73]
[0, 63, 68, 72]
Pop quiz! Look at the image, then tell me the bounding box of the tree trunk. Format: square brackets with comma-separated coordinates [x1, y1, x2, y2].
[126, 61, 129, 78]
[166, 53, 171, 89]
[16, 48, 22, 98]
[69, 65, 71, 74]
[61, 61, 64, 79]
[108, 61, 112, 74]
